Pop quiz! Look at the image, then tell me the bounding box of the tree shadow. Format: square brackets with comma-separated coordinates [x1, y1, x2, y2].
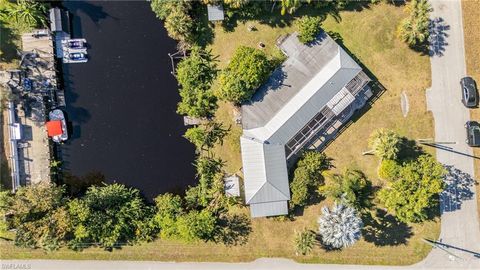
[428, 17, 449, 57]
[62, 171, 105, 197]
[440, 165, 477, 213]
[397, 137, 425, 162]
[214, 213, 252, 246]
[362, 209, 413, 246]
[0, 25, 19, 63]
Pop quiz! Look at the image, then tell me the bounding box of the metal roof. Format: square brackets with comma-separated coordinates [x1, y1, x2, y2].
[207, 5, 224, 21]
[240, 136, 290, 205]
[49, 8, 70, 33]
[240, 32, 364, 217]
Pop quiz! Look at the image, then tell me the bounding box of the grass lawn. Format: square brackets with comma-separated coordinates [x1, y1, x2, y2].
[1, 2, 439, 265]
[462, 0, 480, 225]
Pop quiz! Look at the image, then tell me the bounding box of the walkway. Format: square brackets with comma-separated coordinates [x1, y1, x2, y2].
[423, 0, 480, 268]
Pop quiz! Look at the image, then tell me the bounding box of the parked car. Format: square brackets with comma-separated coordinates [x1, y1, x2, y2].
[67, 40, 86, 49]
[68, 52, 87, 61]
[461, 76, 478, 108]
[465, 121, 480, 147]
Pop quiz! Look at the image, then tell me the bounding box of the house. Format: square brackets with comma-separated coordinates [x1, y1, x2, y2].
[240, 31, 372, 218]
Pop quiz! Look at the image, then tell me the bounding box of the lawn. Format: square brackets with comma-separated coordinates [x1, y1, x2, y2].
[462, 0, 480, 226]
[1, 2, 439, 265]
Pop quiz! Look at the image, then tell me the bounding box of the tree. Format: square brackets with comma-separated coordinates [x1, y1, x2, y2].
[176, 209, 216, 242]
[295, 16, 323, 44]
[378, 154, 445, 223]
[68, 184, 155, 250]
[184, 122, 229, 151]
[154, 193, 183, 239]
[224, 0, 249, 9]
[5, 183, 71, 251]
[176, 47, 218, 118]
[280, 0, 301, 15]
[290, 151, 332, 208]
[185, 156, 226, 210]
[378, 159, 401, 180]
[294, 229, 316, 255]
[216, 46, 273, 104]
[368, 128, 401, 160]
[397, 0, 431, 47]
[164, 7, 194, 43]
[318, 204, 363, 249]
[319, 169, 372, 210]
[2, 0, 47, 28]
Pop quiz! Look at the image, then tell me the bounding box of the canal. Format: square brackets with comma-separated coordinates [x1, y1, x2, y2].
[60, 1, 196, 200]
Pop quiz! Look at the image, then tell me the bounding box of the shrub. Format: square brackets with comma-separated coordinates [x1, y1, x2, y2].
[216, 46, 273, 104]
[318, 204, 363, 249]
[296, 16, 323, 44]
[378, 159, 401, 180]
[294, 229, 316, 255]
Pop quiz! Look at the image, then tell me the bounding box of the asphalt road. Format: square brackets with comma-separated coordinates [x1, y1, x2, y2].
[422, 0, 480, 268]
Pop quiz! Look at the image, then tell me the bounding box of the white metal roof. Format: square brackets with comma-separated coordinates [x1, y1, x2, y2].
[240, 136, 290, 204]
[207, 5, 225, 21]
[240, 32, 366, 218]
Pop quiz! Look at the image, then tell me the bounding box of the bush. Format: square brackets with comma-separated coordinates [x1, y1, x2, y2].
[378, 155, 445, 223]
[216, 46, 273, 104]
[290, 151, 331, 208]
[176, 209, 216, 242]
[378, 159, 401, 180]
[294, 229, 316, 255]
[68, 184, 156, 250]
[296, 16, 323, 44]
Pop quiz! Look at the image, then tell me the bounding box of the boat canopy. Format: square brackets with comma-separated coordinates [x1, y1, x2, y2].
[46, 120, 63, 137]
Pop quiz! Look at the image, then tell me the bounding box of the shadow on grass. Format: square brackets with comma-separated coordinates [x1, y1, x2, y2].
[362, 209, 413, 246]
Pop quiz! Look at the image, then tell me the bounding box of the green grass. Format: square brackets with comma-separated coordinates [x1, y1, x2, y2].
[1, 2, 439, 264]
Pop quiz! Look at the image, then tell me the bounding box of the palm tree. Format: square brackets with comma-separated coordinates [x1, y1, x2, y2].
[368, 128, 401, 160]
[397, 0, 431, 47]
[3, 0, 47, 28]
[280, 0, 301, 15]
[294, 229, 316, 255]
[318, 203, 363, 249]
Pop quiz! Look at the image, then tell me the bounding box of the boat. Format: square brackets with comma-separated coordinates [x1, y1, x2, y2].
[47, 109, 68, 143]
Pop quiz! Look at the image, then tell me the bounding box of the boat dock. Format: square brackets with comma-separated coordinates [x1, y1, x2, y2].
[1, 30, 65, 190]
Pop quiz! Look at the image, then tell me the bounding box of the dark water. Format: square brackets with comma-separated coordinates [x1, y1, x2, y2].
[60, 1, 196, 200]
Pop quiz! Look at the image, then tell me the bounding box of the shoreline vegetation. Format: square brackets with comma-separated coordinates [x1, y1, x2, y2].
[1, 0, 442, 265]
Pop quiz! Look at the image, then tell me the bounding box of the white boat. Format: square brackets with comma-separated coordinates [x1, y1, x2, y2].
[47, 109, 68, 143]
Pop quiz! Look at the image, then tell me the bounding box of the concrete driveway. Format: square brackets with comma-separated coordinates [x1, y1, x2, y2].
[422, 0, 480, 268]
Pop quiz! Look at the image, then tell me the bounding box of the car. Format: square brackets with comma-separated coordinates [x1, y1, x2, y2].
[68, 52, 87, 61]
[465, 121, 480, 147]
[461, 76, 478, 108]
[67, 40, 86, 49]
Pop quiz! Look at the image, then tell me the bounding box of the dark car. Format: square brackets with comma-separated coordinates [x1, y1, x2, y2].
[461, 77, 478, 108]
[465, 121, 480, 147]
[68, 52, 87, 61]
[67, 40, 85, 49]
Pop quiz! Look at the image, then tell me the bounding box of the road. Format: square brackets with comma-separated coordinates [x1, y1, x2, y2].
[423, 0, 480, 268]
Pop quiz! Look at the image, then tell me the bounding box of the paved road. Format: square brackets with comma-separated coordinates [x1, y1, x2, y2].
[423, 0, 480, 268]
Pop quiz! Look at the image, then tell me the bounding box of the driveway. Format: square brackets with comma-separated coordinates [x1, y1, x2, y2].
[423, 0, 480, 268]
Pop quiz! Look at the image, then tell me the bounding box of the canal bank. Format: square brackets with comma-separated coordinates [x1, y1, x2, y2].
[60, 1, 196, 199]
